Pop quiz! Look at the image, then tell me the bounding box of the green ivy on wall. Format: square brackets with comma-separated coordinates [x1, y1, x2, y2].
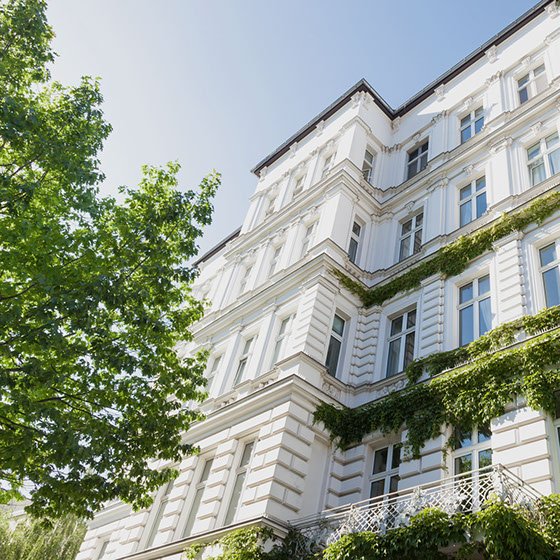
[314, 304, 560, 454]
[334, 189, 560, 308]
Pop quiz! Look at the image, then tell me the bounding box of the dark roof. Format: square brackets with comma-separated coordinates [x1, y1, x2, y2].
[192, 227, 242, 267]
[251, 0, 552, 177]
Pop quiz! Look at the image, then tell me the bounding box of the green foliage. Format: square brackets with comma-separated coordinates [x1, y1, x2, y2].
[0, 511, 85, 560]
[538, 494, 560, 552]
[322, 532, 381, 560]
[314, 305, 560, 453]
[334, 190, 560, 308]
[0, 0, 220, 518]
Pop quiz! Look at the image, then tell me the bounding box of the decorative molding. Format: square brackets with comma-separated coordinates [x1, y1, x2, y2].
[462, 96, 475, 113]
[392, 117, 401, 131]
[431, 111, 446, 124]
[544, 27, 560, 45]
[485, 45, 498, 63]
[489, 136, 513, 154]
[259, 166, 268, 179]
[464, 164, 475, 177]
[435, 84, 446, 101]
[521, 55, 532, 69]
[546, 1, 559, 18]
[485, 70, 502, 87]
[289, 143, 298, 158]
[316, 120, 325, 135]
[530, 121, 543, 138]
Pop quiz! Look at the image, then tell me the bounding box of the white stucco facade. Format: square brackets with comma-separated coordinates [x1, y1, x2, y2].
[80, 2, 560, 558]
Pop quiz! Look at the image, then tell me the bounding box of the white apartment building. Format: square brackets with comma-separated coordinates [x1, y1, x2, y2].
[79, 1, 560, 558]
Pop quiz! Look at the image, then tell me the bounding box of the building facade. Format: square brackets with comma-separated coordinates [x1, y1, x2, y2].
[79, 1, 560, 558]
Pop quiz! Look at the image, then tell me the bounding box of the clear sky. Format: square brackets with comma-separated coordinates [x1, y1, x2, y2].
[47, 0, 538, 256]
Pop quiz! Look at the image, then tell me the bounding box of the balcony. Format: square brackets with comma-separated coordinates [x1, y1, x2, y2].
[289, 465, 541, 555]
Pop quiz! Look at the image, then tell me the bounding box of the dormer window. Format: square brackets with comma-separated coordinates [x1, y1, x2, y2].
[406, 141, 428, 179]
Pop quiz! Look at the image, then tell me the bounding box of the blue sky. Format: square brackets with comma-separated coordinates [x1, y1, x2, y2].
[47, 0, 537, 255]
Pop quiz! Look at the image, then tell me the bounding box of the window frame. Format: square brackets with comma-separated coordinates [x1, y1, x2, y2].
[362, 148, 376, 183]
[233, 336, 256, 386]
[182, 457, 214, 538]
[268, 245, 282, 277]
[527, 132, 560, 187]
[223, 441, 255, 525]
[300, 222, 317, 258]
[368, 442, 402, 500]
[398, 211, 423, 261]
[460, 107, 484, 144]
[452, 424, 493, 475]
[206, 354, 222, 394]
[292, 173, 307, 198]
[459, 176, 487, 227]
[271, 314, 295, 366]
[238, 263, 253, 294]
[458, 274, 492, 347]
[517, 63, 547, 105]
[406, 140, 429, 180]
[325, 313, 346, 378]
[538, 240, 560, 308]
[386, 308, 417, 378]
[348, 220, 363, 264]
[144, 479, 175, 549]
[321, 152, 336, 179]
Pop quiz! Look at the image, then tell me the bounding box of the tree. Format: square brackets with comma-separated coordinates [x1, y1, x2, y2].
[0, 0, 220, 519]
[0, 511, 85, 560]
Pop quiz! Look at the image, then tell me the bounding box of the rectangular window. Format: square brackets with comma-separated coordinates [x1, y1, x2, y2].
[362, 148, 375, 183]
[459, 177, 487, 226]
[407, 141, 428, 179]
[369, 443, 402, 500]
[264, 193, 277, 217]
[453, 424, 492, 474]
[322, 153, 335, 179]
[300, 223, 316, 258]
[268, 246, 282, 277]
[271, 315, 294, 365]
[460, 107, 484, 144]
[224, 442, 254, 525]
[206, 355, 222, 393]
[527, 133, 560, 186]
[145, 480, 174, 549]
[398, 212, 423, 261]
[517, 64, 547, 105]
[292, 174, 306, 197]
[459, 275, 491, 346]
[326, 314, 345, 377]
[234, 337, 255, 385]
[386, 309, 416, 377]
[348, 221, 362, 264]
[183, 459, 213, 537]
[540, 242, 560, 307]
[239, 265, 253, 294]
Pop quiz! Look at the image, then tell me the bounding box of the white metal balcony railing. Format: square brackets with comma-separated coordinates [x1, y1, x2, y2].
[289, 465, 541, 555]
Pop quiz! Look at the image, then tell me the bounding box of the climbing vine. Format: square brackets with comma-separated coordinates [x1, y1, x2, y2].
[183, 497, 560, 559]
[334, 189, 560, 307]
[314, 304, 560, 453]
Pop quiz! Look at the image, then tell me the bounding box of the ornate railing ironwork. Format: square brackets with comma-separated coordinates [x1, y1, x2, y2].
[289, 465, 541, 555]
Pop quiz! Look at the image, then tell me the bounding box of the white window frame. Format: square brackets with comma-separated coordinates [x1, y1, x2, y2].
[362, 148, 376, 183]
[460, 107, 484, 144]
[271, 314, 295, 366]
[527, 132, 560, 187]
[233, 336, 255, 386]
[517, 63, 547, 105]
[144, 479, 174, 549]
[406, 140, 429, 180]
[300, 222, 317, 258]
[386, 308, 416, 378]
[348, 220, 362, 264]
[458, 274, 492, 347]
[263, 191, 277, 218]
[206, 354, 222, 394]
[268, 245, 282, 277]
[182, 458, 214, 538]
[452, 425, 492, 475]
[459, 176, 487, 227]
[292, 173, 306, 198]
[538, 240, 560, 308]
[325, 313, 346, 378]
[369, 442, 402, 500]
[398, 212, 423, 261]
[321, 152, 336, 179]
[223, 441, 255, 525]
[238, 263, 253, 294]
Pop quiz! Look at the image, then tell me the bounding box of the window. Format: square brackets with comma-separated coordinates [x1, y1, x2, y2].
[527, 133, 560, 186]
[183, 459, 213, 537]
[233, 337, 255, 385]
[539, 242, 560, 307]
[406, 141, 428, 179]
[459, 177, 487, 226]
[224, 442, 254, 525]
[348, 221, 362, 264]
[300, 223, 316, 258]
[386, 309, 416, 377]
[292, 174, 306, 197]
[517, 64, 547, 105]
[264, 193, 277, 217]
[239, 265, 253, 294]
[206, 355, 222, 393]
[460, 107, 484, 144]
[321, 153, 335, 179]
[271, 315, 294, 365]
[325, 314, 345, 377]
[369, 443, 402, 499]
[453, 425, 492, 474]
[459, 275, 491, 346]
[97, 541, 109, 560]
[362, 148, 375, 183]
[398, 212, 423, 261]
[268, 246, 282, 277]
[145, 480, 174, 549]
